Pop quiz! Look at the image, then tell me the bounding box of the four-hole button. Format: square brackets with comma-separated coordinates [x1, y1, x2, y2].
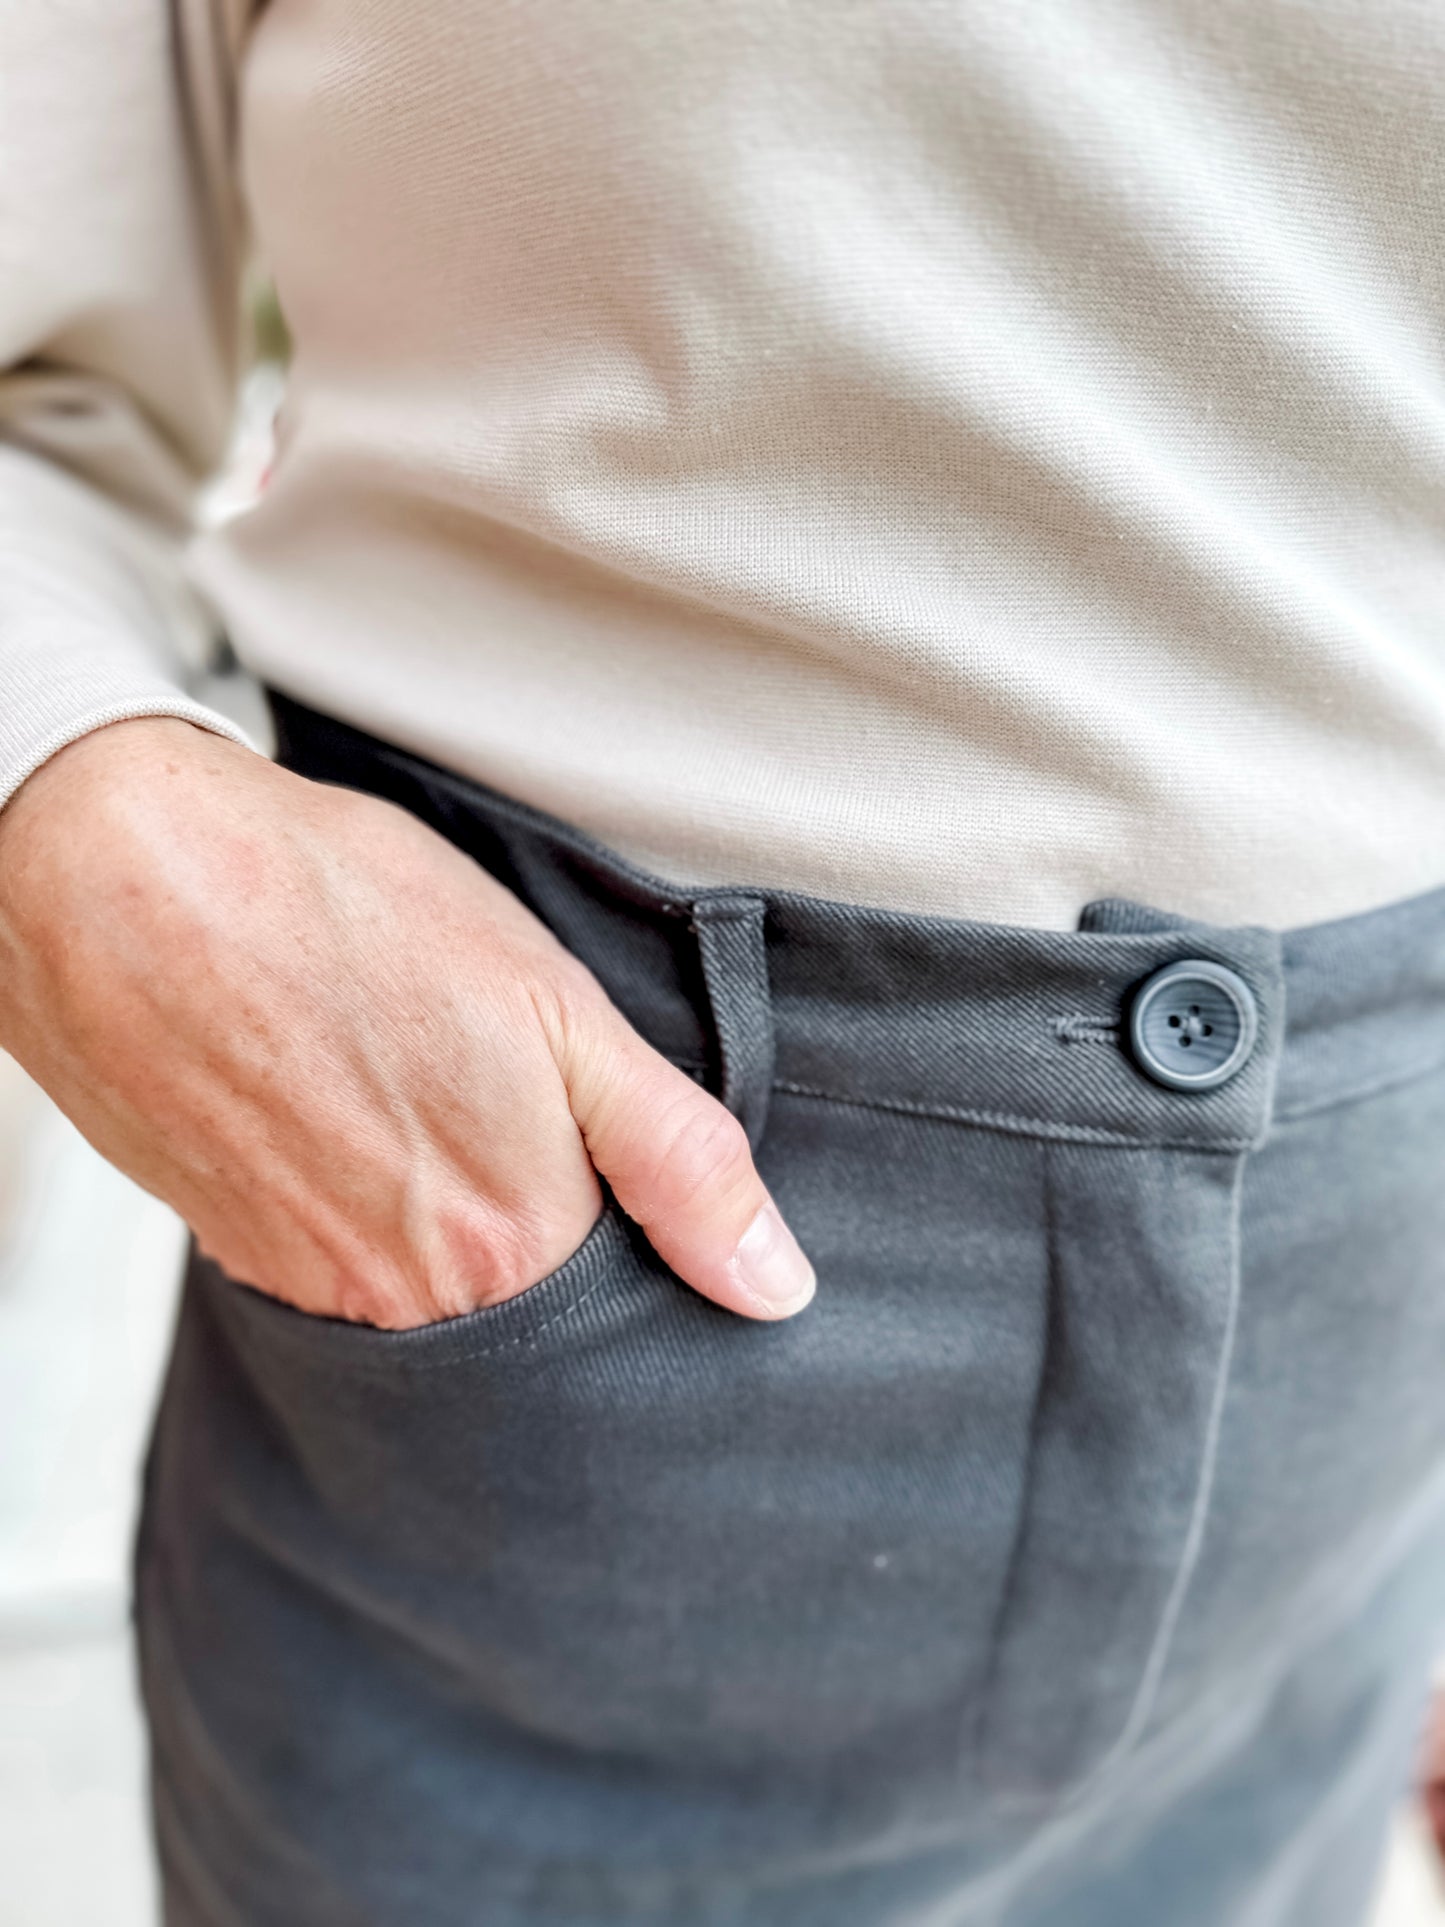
[1127, 959, 1259, 1093]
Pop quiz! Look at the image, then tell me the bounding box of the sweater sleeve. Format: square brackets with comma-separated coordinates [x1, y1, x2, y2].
[0, 0, 263, 811]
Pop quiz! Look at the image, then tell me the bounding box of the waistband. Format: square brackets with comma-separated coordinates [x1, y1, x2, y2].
[266, 690, 1445, 1156]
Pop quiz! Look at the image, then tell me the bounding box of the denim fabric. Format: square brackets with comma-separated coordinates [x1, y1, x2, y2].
[134, 692, 1445, 1925]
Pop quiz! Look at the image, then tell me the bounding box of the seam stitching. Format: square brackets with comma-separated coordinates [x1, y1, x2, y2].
[234, 1271, 615, 1377]
[688, 894, 768, 928]
[772, 1078, 1253, 1154]
[1051, 1017, 1123, 1046]
[966, 1136, 1061, 1773]
[1065, 1148, 1249, 1809]
[221, 1227, 630, 1377]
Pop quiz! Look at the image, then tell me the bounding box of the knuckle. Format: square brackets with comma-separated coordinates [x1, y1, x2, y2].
[425, 1197, 535, 1311]
[647, 1095, 753, 1213]
[331, 1266, 411, 1329]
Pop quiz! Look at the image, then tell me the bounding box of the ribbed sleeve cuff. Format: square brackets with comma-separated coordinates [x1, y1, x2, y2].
[0, 442, 261, 810]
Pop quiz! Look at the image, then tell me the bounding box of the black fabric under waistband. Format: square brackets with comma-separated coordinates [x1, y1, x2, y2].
[265, 687, 1445, 1153]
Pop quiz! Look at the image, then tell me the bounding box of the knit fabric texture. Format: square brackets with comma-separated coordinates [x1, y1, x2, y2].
[4, 0, 1445, 929]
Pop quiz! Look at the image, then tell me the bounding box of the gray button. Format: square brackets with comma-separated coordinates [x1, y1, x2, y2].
[1127, 958, 1259, 1092]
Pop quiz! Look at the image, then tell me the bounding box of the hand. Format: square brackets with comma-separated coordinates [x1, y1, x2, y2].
[0, 719, 815, 1329]
[1425, 1690, 1445, 1863]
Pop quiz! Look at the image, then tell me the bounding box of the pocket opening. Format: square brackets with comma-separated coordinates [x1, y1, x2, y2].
[195, 1194, 636, 1380]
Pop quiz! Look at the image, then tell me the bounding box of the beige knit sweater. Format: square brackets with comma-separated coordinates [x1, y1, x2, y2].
[4, 0, 1445, 931]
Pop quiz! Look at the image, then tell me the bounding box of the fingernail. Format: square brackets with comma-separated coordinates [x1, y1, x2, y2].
[728, 1204, 816, 1317]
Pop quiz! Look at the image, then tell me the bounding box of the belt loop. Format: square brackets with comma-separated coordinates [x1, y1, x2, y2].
[689, 893, 775, 1153]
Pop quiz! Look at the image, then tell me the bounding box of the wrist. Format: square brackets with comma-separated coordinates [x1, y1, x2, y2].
[0, 716, 231, 905]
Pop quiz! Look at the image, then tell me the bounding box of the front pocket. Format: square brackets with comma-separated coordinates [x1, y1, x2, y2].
[200, 1192, 630, 1378]
[137, 1100, 1056, 1892]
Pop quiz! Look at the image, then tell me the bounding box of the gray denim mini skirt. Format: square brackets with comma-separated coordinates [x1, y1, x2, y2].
[135, 691, 1445, 1925]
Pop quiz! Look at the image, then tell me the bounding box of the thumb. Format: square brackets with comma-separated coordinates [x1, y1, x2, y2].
[562, 1007, 816, 1321]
